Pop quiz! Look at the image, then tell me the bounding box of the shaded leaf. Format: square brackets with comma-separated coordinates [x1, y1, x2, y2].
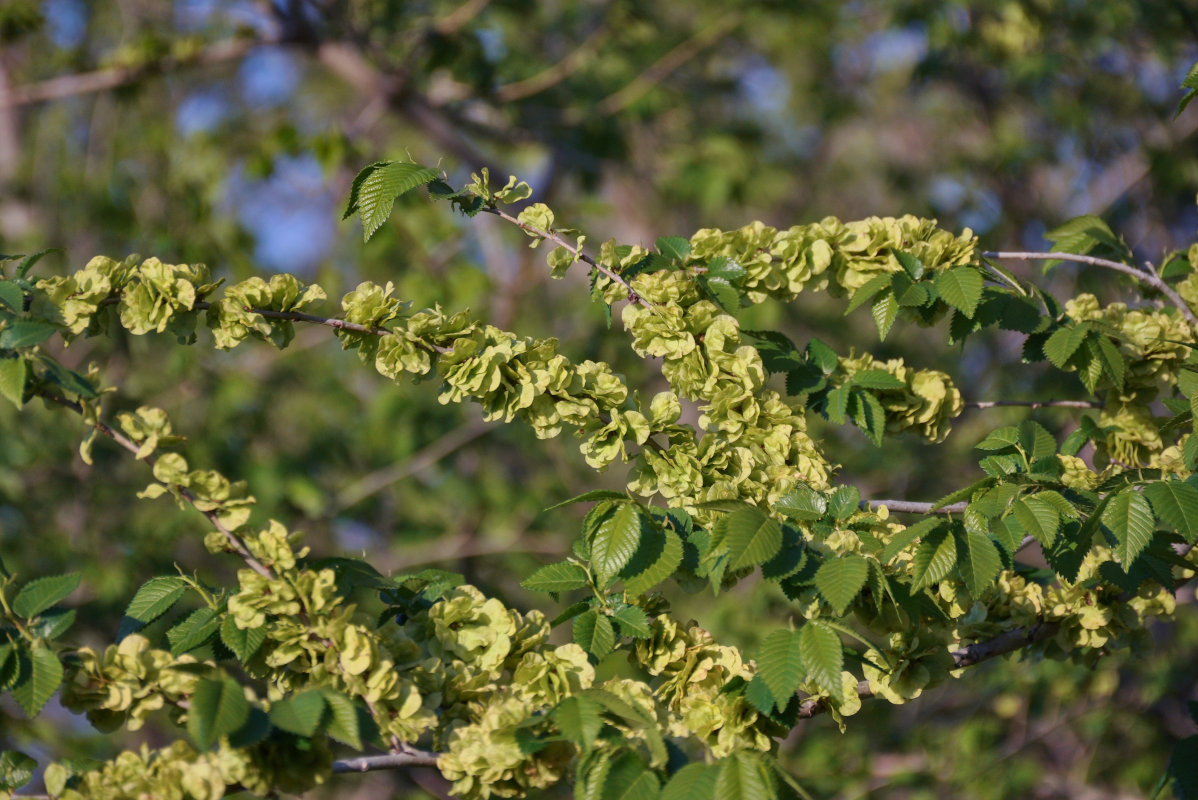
[814, 555, 868, 615]
[591, 504, 644, 586]
[910, 528, 957, 590]
[221, 616, 267, 663]
[555, 695, 604, 749]
[1102, 490, 1155, 568]
[11, 645, 62, 718]
[799, 621, 843, 700]
[757, 630, 804, 702]
[724, 509, 783, 571]
[1143, 481, 1198, 543]
[574, 610, 615, 661]
[269, 690, 327, 737]
[188, 677, 251, 750]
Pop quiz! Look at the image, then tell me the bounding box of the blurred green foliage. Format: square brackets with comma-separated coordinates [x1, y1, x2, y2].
[1, 1, 1197, 798]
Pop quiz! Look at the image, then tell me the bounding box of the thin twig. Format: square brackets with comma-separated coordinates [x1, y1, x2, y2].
[964, 400, 1101, 410]
[333, 418, 492, 510]
[0, 37, 276, 108]
[588, 13, 742, 117]
[38, 394, 274, 579]
[983, 250, 1198, 326]
[864, 499, 967, 515]
[333, 750, 441, 773]
[482, 206, 655, 309]
[432, 0, 492, 35]
[494, 27, 609, 102]
[796, 621, 1060, 719]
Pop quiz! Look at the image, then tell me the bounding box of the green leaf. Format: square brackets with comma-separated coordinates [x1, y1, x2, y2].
[122, 576, 187, 634]
[220, 616, 267, 663]
[1095, 336, 1125, 389]
[871, 291, 898, 340]
[188, 677, 251, 750]
[0, 320, 58, 349]
[1012, 496, 1060, 547]
[702, 276, 740, 314]
[848, 370, 906, 390]
[881, 518, 941, 563]
[167, 607, 221, 656]
[11, 645, 62, 717]
[723, 509, 783, 570]
[0, 750, 36, 791]
[268, 690, 327, 737]
[28, 608, 75, 640]
[1176, 60, 1198, 117]
[661, 763, 718, 800]
[591, 504, 644, 586]
[0, 356, 26, 408]
[1102, 490, 1155, 568]
[932, 477, 995, 510]
[706, 257, 746, 283]
[0, 643, 16, 690]
[319, 690, 364, 749]
[600, 751, 660, 800]
[1143, 481, 1198, 543]
[774, 486, 827, 522]
[1043, 323, 1090, 368]
[0, 281, 22, 311]
[1019, 420, 1057, 460]
[554, 695, 604, 749]
[822, 384, 851, 424]
[611, 605, 651, 638]
[826, 486, 860, 521]
[975, 426, 1019, 451]
[800, 620, 844, 700]
[957, 529, 1002, 597]
[351, 161, 441, 242]
[574, 610, 616, 661]
[744, 674, 779, 715]
[656, 236, 691, 262]
[715, 751, 775, 800]
[934, 267, 984, 317]
[814, 555, 868, 615]
[16, 248, 59, 279]
[845, 273, 893, 314]
[522, 562, 589, 593]
[1044, 214, 1129, 267]
[850, 389, 886, 447]
[12, 572, 80, 619]
[1167, 735, 1198, 798]
[545, 490, 627, 510]
[893, 250, 925, 279]
[757, 630, 804, 702]
[910, 528, 957, 591]
[623, 527, 683, 595]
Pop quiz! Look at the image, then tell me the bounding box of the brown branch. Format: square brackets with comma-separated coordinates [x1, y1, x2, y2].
[588, 13, 742, 117]
[432, 0, 493, 36]
[37, 394, 274, 579]
[0, 37, 276, 108]
[333, 750, 441, 773]
[964, 400, 1101, 410]
[481, 206, 654, 309]
[494, 28, 610, 103]
[332, 418, 492, 510]
[983, 250, 1198, 326]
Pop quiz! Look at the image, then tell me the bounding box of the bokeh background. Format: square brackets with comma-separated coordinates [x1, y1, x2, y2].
[2, 1, 1198, 797]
